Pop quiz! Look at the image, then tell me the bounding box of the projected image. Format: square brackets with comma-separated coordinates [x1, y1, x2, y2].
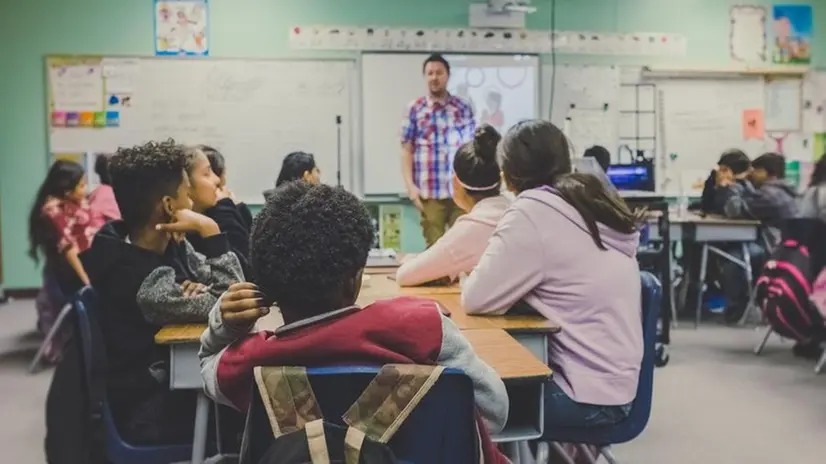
[449, 65, 536, 133]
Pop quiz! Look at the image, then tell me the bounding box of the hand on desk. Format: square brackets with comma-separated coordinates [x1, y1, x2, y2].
[221, 282, 270, 328]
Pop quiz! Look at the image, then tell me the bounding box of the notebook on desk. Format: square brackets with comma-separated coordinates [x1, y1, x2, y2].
[366, 248, 399, 268]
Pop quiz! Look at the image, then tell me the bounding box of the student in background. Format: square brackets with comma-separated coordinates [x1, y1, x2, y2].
[199, 182, 509, 463]
[583, 145, 611, 173]
[184, 146, 251, 277]
[200, 145, 253, 229]
[462, 120, 644, 433]
[700, 149, 752, 214]
[723, 152, 798, 228]
[81, 140, 243, 445]
[799, 153, 826, 222]
[396, 125, 511, 286]
[717, 153, 798, 322]
[263, 151, 321, 200]
[29, 160, 104, 361]
[88, 153, 121, 221]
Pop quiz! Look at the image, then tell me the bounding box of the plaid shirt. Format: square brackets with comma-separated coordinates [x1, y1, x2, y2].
[401, 94, 475, 199]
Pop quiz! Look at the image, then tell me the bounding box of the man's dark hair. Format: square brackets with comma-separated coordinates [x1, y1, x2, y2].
[251, 182, 374, 312]
[583, 145, 611, 172]
[94, 153, 113, 185]
[109, 140, 187, 229]
[422, 53, 450, 75]
[718, 149, 751, 175]
[752, 152, 786, 179]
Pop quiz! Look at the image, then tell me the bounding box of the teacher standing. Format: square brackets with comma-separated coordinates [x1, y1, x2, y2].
[401, 53, 476, 247]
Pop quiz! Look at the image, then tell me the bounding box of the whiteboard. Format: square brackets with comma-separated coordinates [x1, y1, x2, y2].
[764, 78, 802, 131]
[48, 57, 355, 204]
[656, 78, 767, 194]
[361, 53, 539, 195]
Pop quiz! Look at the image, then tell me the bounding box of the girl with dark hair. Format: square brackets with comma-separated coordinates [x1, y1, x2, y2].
[799, 153, 826, 222]
[30, 160, 105, 360]
[462, 119, 645, 430]
[263, 151, 321, 201]
[396, 125, 511, 286]
[89, 153, 121, 221]
[199, 144, 254, 229]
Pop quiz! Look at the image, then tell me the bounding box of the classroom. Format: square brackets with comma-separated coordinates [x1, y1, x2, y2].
[2, 0, 826, 463]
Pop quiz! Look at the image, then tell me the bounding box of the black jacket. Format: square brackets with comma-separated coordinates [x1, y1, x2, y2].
[188, 198, 251, 277]
[81, 221, 243, 426]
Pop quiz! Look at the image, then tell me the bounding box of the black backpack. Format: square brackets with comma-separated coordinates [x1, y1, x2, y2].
[244, 365, 445, 464]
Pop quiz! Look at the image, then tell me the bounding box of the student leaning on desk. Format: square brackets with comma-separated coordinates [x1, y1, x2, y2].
[462, 120, 644, 433]
[199, 181, 509, 464]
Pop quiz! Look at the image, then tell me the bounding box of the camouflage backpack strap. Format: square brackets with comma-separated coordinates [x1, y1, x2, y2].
[342, 364, 445, 445]
[253, 366, 324, 438]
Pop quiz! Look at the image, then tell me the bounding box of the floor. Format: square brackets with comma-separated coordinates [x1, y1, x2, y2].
[2, 298, 826, 463]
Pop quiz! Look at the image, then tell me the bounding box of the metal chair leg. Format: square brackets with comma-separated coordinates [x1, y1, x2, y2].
[536, 442, 550, 464]
[815, 350, 826, 374]
[550, 442, 576, 464]
[695, 245, 709, 328]
[754, 326, 773, 355]
[29, 303, 72, 373]
[601, 446, 620, 464]
[576, 444, 598, 464]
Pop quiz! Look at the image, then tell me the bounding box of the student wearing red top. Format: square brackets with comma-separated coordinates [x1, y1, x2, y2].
[88, 153, 121, 222]
[199, 181, 509, 463]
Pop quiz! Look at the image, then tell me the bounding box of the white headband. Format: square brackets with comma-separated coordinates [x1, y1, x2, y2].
[456, 177, 501, 192]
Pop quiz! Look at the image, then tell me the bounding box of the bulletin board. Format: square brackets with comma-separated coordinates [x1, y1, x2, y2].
[45, 55, 356, 204]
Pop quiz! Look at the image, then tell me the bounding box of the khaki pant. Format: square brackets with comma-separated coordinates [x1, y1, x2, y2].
[420, 198, 463, 247]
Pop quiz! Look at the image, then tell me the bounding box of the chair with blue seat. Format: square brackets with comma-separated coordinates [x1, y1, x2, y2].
[72, 287, 193, 464]
[241, 366, 479, 464]
[536, 270, 662, 464]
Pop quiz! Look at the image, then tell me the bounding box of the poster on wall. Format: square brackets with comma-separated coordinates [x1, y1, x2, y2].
[730, 5, 767, 62]
[155, 0, 209, 56]
[772, 4, 812, 64]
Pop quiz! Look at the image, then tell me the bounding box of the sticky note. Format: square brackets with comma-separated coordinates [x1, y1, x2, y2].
[742, 109, 765, 140]
[79, 112, 94, 127]
[106, 111, 120, 127]
[93, 111, 106, 128]
[66, 112, 80, 127]
[51, 111, 67, 127]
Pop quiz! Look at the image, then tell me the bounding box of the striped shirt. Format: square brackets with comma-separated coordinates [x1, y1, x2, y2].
[401, 94, 475, 199]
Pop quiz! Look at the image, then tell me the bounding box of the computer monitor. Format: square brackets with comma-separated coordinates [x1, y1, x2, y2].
[606, 164, 655, 192]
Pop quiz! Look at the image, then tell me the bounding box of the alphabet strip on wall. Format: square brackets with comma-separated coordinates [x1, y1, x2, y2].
[288, 26, 687, 57]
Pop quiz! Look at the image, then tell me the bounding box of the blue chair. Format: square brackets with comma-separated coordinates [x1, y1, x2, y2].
[72, 287, 193, 464]
[241, 366, 479, 464]
[538, 271, 662, 464]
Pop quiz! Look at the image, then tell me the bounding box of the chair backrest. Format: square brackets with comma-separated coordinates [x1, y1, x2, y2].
[242, 366, 478, 464]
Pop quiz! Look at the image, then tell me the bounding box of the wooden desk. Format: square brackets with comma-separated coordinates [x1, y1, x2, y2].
[462, 329, 551, 381]
[358, 274, 461, 301]
[647, 212, 760, 242]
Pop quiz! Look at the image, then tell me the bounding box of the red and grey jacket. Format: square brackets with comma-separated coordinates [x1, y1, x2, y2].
[199, 296, 510, 464]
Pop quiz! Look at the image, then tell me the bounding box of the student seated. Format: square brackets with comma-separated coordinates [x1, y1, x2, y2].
[263, 151, 321, 201]
[201, 145, 254, 229]
[30, 160, 104, 361]
[184, 145, 252, 277]
[699, 149, 753, 215]
[583, 145, 611, 173]
[199, 181, 509, 463]
[722, 152, 798, 230]
[716, 153, 798, 321]
[461, 120, 644, 430]
[81, 140, 243, 445]
[89, 153, 121, 221]
[396, 124, 511, 286]
[799, 154, 826, 222]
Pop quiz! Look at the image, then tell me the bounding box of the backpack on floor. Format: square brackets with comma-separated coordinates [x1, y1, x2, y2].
[755, 239, 825, 341]
[248, 364, 444, 464]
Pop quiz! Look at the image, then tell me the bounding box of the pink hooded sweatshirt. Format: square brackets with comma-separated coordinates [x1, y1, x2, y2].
[462, 187, 643, 406]
[396, 196, 511, 286]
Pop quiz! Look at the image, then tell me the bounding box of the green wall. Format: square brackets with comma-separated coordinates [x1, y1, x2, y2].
[1, 0, 822, 288]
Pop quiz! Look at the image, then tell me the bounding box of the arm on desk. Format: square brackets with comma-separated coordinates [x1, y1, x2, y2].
[436, 312, 508, 433]
[462, 208, 543, 315]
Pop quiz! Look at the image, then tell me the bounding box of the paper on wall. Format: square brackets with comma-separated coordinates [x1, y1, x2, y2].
[764, 78, 802, 131]
[50, 64, 104, 113]
[730, 5, 767, 62]
[802, 72, 826, 133]
[567, 108, 618, 157]
[102, 58, 138, 94]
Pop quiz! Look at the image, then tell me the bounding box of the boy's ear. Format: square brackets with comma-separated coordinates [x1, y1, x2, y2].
[160, 195, 175, 219]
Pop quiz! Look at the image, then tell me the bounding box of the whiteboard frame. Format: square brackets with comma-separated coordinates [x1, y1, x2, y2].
[44, 55, 358, 201]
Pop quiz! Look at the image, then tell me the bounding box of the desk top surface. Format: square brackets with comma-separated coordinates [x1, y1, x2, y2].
[462, 329, 552, 380]
[156, 276, 559, 343]
[647, 212, 760, 226]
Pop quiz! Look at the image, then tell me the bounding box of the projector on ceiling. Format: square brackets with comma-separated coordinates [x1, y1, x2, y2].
[488, 0, 537, 14]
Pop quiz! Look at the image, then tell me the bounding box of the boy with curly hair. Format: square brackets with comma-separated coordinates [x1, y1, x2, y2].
[82, 139, 243, 444]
